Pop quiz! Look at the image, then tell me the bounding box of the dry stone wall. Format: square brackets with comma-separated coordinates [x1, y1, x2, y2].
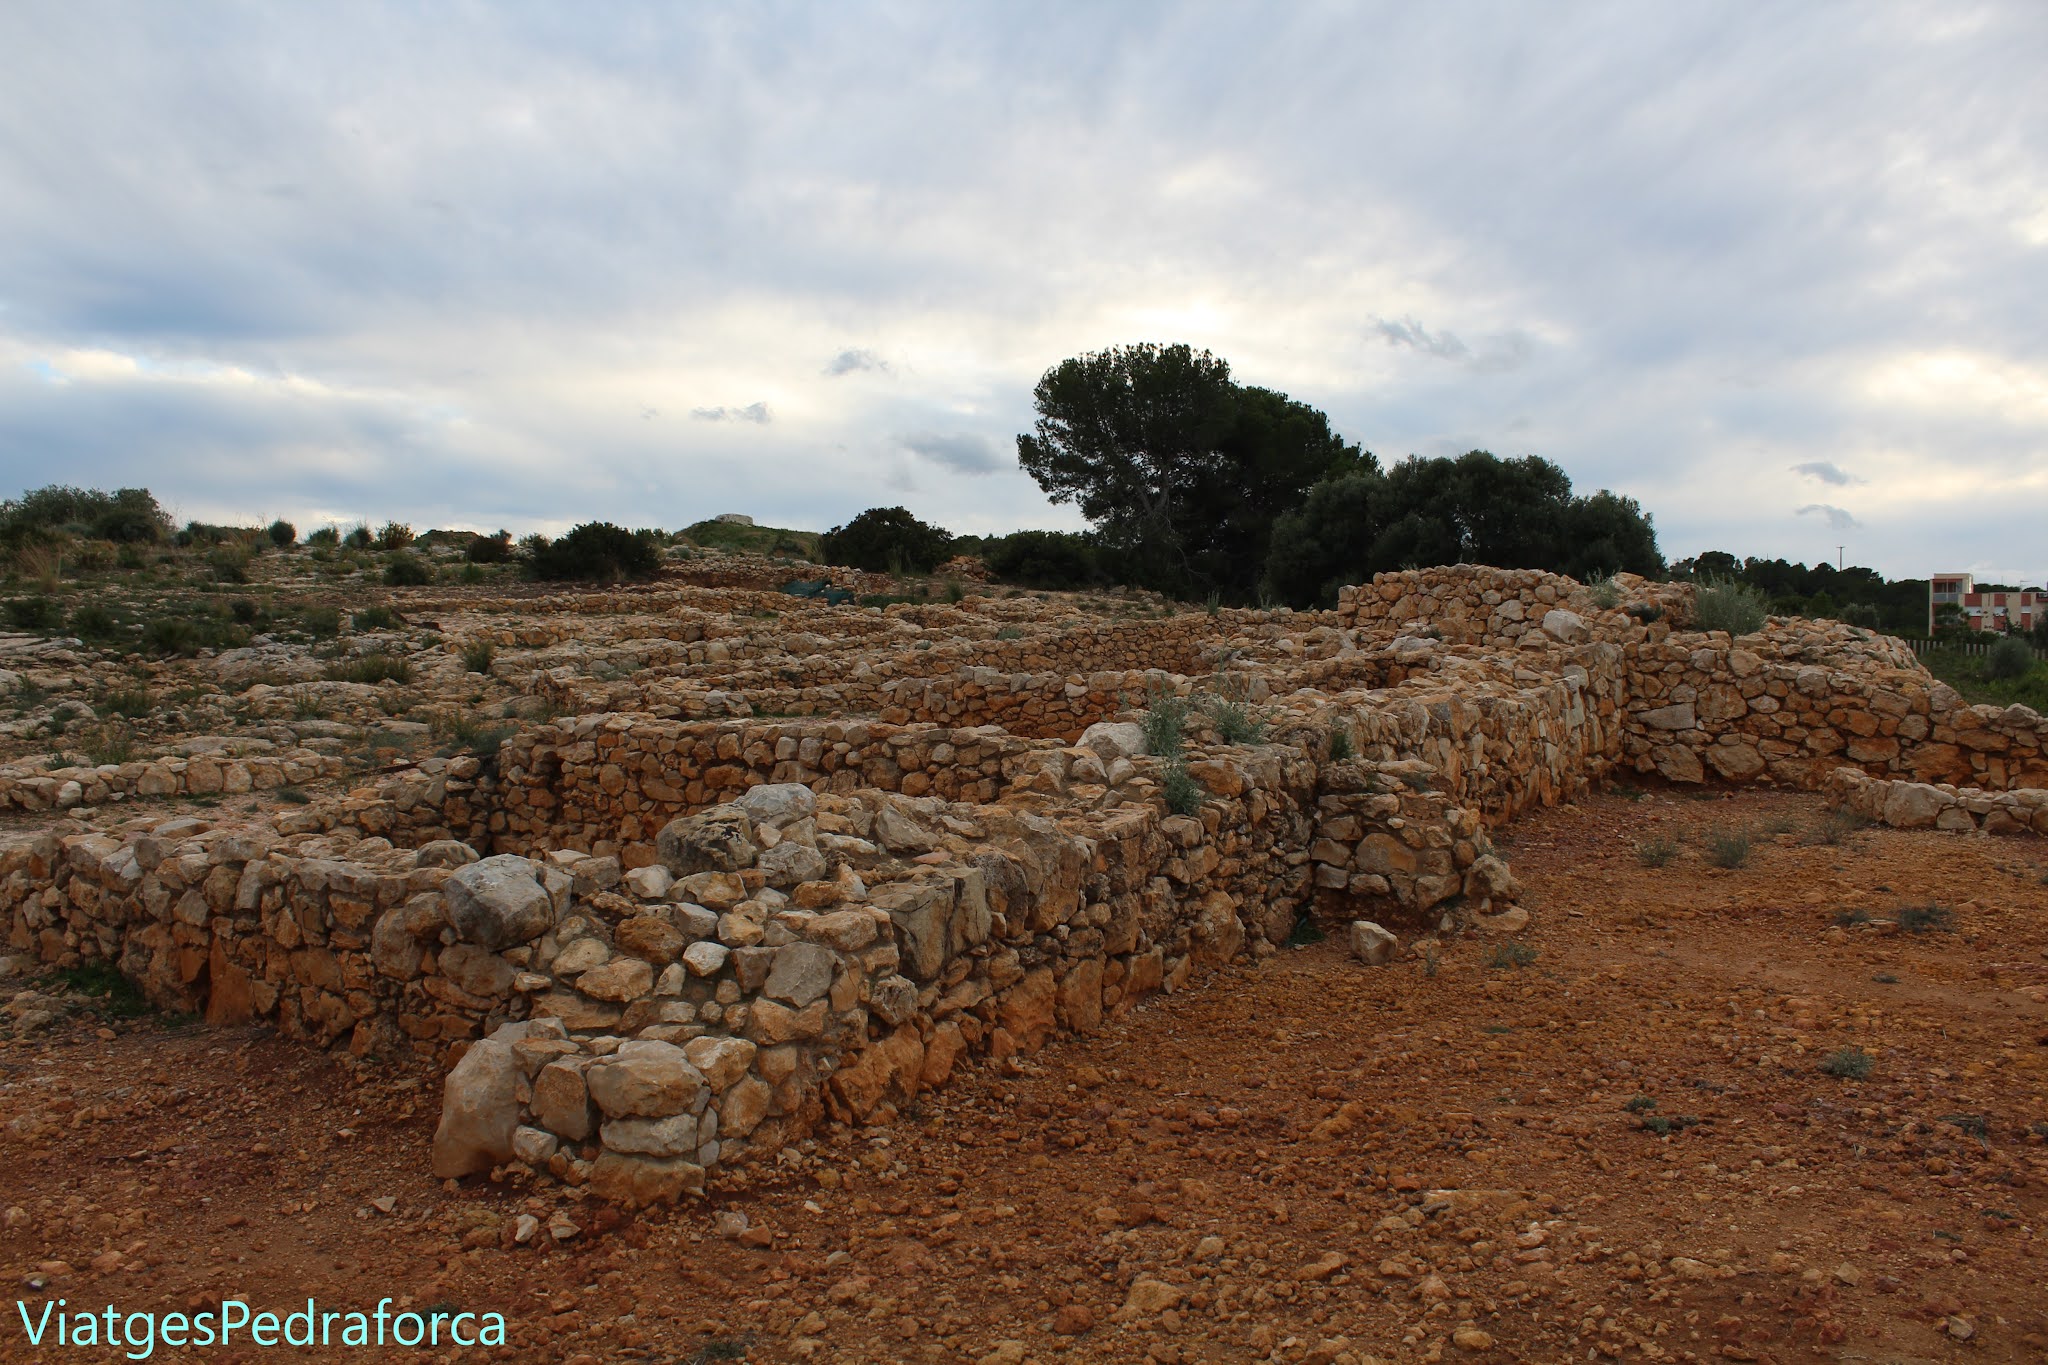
[1824, 767, 2048, 836]
[0, 748, 343, 812]
[10, 559, 2046, 1217]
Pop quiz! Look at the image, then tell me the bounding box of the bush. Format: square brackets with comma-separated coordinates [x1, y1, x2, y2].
[1142, 690, 1190, 759]
[267, 519, 296, 547]
[327, 653, 413, 685]
[101, 686, 151, 718]
[376, 522, 415, 551]
[1987, 636, 2034, 681]
[5, 596, 61, 631]
[1487, 942, 1539, 969]
[819, 506, 952, 575]
[353, 606, 399, 631]
[1898, 903, 1953, 935]
[1205, 696, 1267, 744]
[344, 525, 374, 550]
[1636, 835, 1679, 868]
[1161, 762, 1202, 815]
[1705, 828, 1751, 868]
[69, 603, 119, 640]
[527, 522, 662, 582]
[1820, 1046, 1874, 1080]
[1328, 727, 1354, 760]
[141, 617, 195, 656]
[384, 553, 433, 586]
[461, 639, 496, 673]
[298, 605, 341, 638]
[306, 527, 340, 548]
[0, 486, 170, 545]
[465, 530, 512, 563]
[983, 530, 1102, 589]
[208, 546, 251, 583]
[1693, 577, 1769, 636]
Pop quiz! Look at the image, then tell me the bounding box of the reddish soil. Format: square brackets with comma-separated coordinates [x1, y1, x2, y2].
[6, 785, 2048, 1364]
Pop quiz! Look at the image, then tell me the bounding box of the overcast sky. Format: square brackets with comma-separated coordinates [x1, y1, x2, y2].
[3, 2, 2044, 581]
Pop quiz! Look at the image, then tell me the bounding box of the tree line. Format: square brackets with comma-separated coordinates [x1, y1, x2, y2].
[825, 342, 1663, 607]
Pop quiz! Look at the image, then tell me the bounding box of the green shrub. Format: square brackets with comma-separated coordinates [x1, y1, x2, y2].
[1987, 636, 2035, 681]
[353, 606, 398, 631]
[83, 723, 136, 766]
[375, 522, 415, 551]
[208, 545, 251, 583]
[527, 522, 661, 582]
[1636, 835, 1678, 868]
[141, 617, 196, 656]
[48, 961, 150, 1017]
[1487, 941, 1539, 969]
[327, 653, 413, 685]
[1693, 578, 1769, 636]
[439, 712, 513, 755]
[461, 639, 496, 673]
[344, 525, 374, 550]
[995, 625, 1024, 640]
[465, 530, 512, 563]
[1897, 903, 1953, 935]
[1161, 762, 1202, 815]
[82, 599, 140, 642]
[1142, 691, 1190, 759]
[982, 529, 1102, 589]
[819, 506, 952, 575]
[384, 553, 433, 586]
[6, 596, 62, 631]
[1705, 828, 1751, 868]
[1588, 576, 1621, 609]
[0, 485, 170, 545]
[306, 527, 340, 548]
[1328, 727, 1354, 761]
[1812, 808, 1867, 845]
[297, 605, 341, 638]
[266, 519, 296, 547]
[1820, 1046, 1874, 1080]
[101, 686, 151, 718]
[1206, 696, 1267, 744]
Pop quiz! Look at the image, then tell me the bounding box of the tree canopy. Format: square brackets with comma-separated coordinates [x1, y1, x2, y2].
[1016, 343, 1367, 601]
[1261, 451, 1664, 607]
[819, 506, 953, 574]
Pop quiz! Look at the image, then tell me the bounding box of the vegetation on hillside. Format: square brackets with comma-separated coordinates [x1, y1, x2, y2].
[1916, 644, 2048, 712]
[680, 518, 819, 561]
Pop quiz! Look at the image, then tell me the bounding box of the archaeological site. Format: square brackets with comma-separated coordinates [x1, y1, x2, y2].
[4, 549, 2047, 1364]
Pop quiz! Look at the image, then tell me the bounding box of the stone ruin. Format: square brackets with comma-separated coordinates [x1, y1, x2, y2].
[7, 564, 2047, 1211]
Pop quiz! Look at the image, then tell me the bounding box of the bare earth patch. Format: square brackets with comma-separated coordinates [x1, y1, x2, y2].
[5, 785, 2047, 1364]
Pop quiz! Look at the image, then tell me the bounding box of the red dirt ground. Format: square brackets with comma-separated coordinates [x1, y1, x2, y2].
[5, 785, 2048, 1364]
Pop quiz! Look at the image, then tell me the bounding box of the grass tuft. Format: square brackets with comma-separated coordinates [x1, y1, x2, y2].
[1636, 835, 1678, 868]
[1486, 941, 1538, 970]
[1897, 903, 1953, 935]
[1820, 1046, 1875, 1080]
[1705, 828, 1751, 869]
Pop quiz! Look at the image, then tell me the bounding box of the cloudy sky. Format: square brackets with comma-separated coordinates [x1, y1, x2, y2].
[2, 2, 2044, 581]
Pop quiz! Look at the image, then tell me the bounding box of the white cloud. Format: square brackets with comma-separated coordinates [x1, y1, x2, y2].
[690, 403, 773, 424]
[1796, 503, 1862, 532]
[0, 2, 2042, 577]
[1791, 461, 1858, 486]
